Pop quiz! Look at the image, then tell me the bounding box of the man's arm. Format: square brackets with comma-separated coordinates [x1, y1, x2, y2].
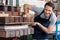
[33, 14, 57, 34]
[24, 4, 43, 16]
[35, 23, 54, 34]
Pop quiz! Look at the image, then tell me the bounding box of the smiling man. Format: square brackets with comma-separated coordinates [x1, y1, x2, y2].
[24, 2, 57, 40]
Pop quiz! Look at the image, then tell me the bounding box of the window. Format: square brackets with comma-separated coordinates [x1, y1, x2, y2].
[16, 0, 19, 6]
[9, 0, 13, 5]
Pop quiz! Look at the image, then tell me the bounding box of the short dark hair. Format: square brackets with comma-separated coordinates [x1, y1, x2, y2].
[44, 2, 55, 9]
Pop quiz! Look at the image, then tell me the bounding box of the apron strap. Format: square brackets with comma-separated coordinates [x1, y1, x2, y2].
[48, 14, 51, 20]
[39, 10, 44, 16]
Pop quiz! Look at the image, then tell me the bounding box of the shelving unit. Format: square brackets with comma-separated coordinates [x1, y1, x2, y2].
[0, 0, 34, 40]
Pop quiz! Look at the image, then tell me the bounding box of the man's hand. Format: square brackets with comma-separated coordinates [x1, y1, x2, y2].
[31, 22, 40, 26]
[24, 4, 32, 10]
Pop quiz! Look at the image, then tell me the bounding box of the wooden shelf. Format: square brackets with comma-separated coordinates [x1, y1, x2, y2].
[0, 16, 34, 25]
[5, 22, 34, 24]
[0, 22, 34, 26]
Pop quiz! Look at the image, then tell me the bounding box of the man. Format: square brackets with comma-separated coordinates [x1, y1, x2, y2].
[24, 2, 57, 40]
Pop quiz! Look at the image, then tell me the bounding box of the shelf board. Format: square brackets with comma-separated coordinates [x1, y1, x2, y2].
[5, 22, 34, 24]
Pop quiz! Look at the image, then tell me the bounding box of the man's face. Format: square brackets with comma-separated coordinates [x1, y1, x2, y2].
[44, 5, 53, 17]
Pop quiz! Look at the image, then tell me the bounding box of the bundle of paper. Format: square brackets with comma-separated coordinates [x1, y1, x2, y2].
[0, 16, 34, 25]
[0, 12, 9, 17]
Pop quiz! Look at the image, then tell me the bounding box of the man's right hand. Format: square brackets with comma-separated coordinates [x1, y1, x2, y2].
[24, 4, 32, 10]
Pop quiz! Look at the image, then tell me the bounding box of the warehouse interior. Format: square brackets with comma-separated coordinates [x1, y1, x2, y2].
[0, 0, 60, 40]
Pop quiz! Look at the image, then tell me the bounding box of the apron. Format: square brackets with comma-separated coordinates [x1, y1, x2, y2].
[32, 10, 51, 39]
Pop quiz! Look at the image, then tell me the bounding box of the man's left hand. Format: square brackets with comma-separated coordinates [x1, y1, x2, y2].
[31, 22, 40, 26]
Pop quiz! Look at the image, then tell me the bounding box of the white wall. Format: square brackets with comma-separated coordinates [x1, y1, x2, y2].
[19, 0, 46, 8]
[6, 0, 46, 7]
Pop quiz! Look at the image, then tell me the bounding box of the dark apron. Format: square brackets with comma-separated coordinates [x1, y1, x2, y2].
[32, 10, 51, 39]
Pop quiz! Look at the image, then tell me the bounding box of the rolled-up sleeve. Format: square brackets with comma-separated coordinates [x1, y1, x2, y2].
[50, 13, 57, 25]
[31, 6, 43, 15]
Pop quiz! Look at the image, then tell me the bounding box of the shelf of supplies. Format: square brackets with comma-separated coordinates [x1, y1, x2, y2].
[5, 22, 33, 24]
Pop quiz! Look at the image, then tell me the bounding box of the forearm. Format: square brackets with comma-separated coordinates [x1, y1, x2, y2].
[37, 23, 51, 34]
